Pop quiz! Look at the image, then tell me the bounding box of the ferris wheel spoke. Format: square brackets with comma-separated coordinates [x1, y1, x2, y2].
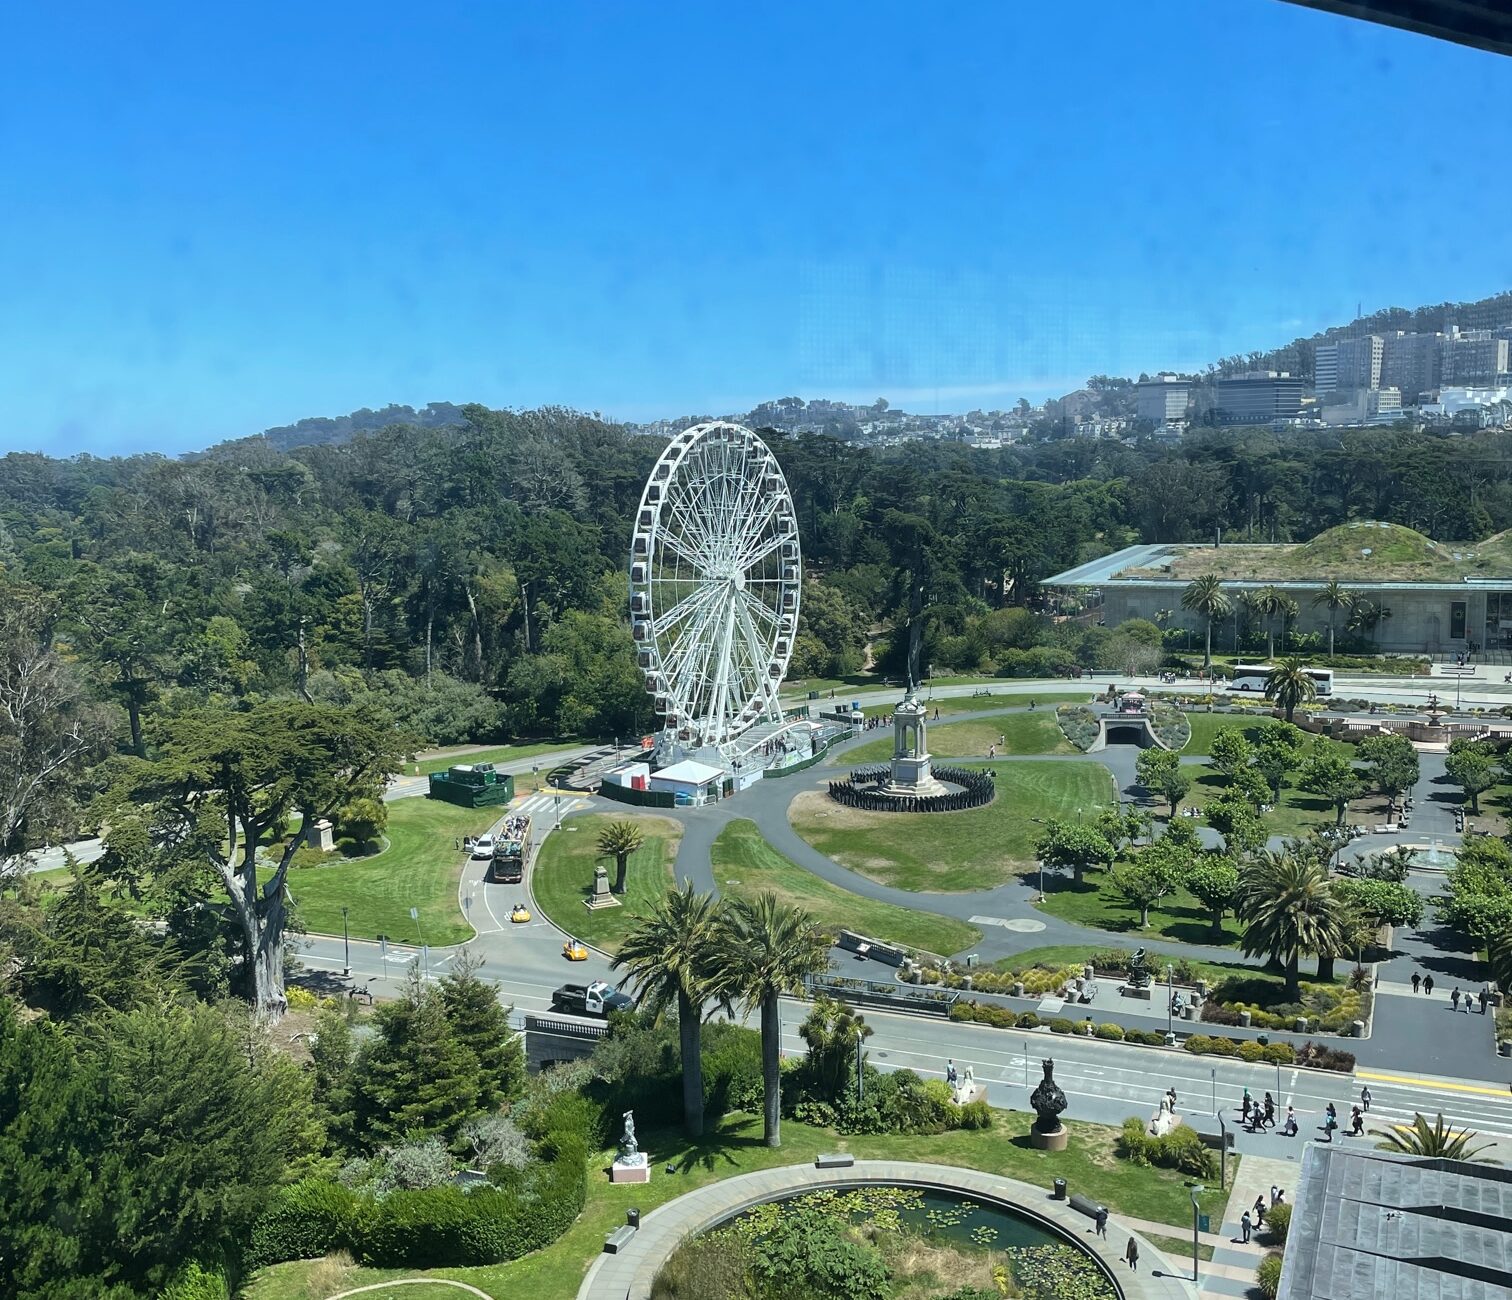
[657, 525, 711, 572]
[651, 580, 723, 643]
[735, 526, 789, 572]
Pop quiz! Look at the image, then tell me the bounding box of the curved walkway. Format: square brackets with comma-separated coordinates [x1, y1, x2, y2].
[576, 1158, 1196, 1300]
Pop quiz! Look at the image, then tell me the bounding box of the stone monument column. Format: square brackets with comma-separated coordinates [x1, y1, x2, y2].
[887, 692, 945, 795]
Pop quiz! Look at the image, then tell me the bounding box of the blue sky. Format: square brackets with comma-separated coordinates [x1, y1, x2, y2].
[2, 1, 1509, 456]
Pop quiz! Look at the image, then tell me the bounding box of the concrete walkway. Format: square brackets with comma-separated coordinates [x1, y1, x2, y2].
[577, 1159, 1198, 1300]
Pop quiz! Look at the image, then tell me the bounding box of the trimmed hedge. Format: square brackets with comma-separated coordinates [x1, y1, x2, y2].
[1265, 1202, 1292, 1245]
[246, 1178, 361, 1270]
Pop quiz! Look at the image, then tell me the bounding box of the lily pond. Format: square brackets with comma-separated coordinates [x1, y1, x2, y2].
[651, 1185, 1116, 1300]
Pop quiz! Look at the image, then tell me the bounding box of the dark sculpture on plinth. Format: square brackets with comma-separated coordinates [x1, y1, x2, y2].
[1126, 947, 1151, 990]
[1029, 1058, 1069, 1150]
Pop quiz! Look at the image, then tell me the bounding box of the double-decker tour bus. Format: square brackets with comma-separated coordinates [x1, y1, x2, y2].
[488, 812, 532, 884]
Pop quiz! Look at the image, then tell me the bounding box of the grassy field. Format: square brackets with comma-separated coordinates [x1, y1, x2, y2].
[1036, 872, 1244, 947]
[710, 819, 981, 958]
[416, 740, 583, 778]
[856, 691, 1084, 721]
[1180, 713, 1268, 755]
[844, 713, 1073, 764]
[242, 1109, 1234, 1300]
[1177, 767, 1373, 840]
[531, 812, 682, 953]
[790, 759, 1115, 892]
[288, 798, 501, 946]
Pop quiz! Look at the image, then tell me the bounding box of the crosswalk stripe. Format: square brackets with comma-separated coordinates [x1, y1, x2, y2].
[1357, 1069, 1512, 1099]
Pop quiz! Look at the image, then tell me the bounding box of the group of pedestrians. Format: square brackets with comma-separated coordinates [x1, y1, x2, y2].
[1239, 1088, 1280, 1132]
[1409, 971, 1493, 1013]
[1239, 1187, 1287, 1243]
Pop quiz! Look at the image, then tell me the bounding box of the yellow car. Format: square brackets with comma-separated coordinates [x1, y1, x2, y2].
[562, 938, 589, 961]
[509, 904, 531, 924]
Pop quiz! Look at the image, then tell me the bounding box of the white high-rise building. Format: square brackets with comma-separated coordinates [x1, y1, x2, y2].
[1314, 336, 1382, 394]
[1135, 376, 1190, 426]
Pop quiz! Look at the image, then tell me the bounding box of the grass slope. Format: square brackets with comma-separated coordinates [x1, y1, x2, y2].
[416, 740, 582, 778]
[858, 691, 1082, 721]
[243, 1110, 1233, 1300]
[531, 812, 682, 953]
[710, 819, 981, 958]
[844, 713, 1072, 764]
[288, 798, 504, 946]
[790, 759, 1114, 892]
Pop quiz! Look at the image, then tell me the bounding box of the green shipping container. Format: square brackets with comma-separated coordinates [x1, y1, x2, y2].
[427, 762, 515, 808]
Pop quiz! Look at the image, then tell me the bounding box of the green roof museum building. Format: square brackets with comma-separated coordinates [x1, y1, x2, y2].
[1044, 522, 1512, 657]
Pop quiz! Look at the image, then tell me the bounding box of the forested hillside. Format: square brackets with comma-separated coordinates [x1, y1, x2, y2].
[3, 408, 1512, 777]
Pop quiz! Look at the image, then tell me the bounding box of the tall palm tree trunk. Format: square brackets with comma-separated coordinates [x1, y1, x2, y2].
[1318, 953, 1336, 982]
[677, 989, 705, 1137]
[1204, 618, 1213, 676]
[1284, 952, 1300, 1002]
[761, 990, 782, 1147]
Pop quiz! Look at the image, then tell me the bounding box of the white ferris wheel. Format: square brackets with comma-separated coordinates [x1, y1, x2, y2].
[630, 422, 801, 754]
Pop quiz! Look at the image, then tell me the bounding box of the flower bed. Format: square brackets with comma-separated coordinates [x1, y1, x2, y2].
[1200, 974, 1371, 1036]
[943, 1001, 1357, 1071]
[1057, 703, 1100, 752]
[1148, 702, 1189, 750]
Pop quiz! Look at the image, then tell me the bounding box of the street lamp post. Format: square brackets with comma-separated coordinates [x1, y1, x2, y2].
[1190, 1185, 1206, 1283]
[554, 794, 562, 829]
[855, 1028, 865, 1101]
[341, 905, 350, 977]
[1165, 964, 1176, 1045]
[1216, 1113, 1228, 1189]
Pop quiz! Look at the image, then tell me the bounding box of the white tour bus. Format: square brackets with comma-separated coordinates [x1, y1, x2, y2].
[1227, 663, 1334, 697]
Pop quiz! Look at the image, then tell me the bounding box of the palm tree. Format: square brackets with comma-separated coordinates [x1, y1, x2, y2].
[596, 819, 646, 895]
[1275, 593, 1299, 652]
[1237, 851, 1344, 1000]
[1237, 589, 1267, 654]
[1181, 575, 1230, 677]
[613, 883, 731, 1137]
[718, 893, 832, 1147]
[1378, 1112, 1493, 1162]
[1254, 585, 1287, 659]
[1265, 657, 1317, 723]
[1347, 598, 1391, 647]
[1311, 581, 1354, 659]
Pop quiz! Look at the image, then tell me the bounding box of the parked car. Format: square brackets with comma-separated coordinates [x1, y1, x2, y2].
[470, 834, 495, 859]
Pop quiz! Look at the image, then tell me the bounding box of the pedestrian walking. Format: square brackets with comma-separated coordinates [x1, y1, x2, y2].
[1241, 1088, 1252, 1122]
[1241, 1210, 1252, 1243]
[1481, 986, 1492, 1014]
[1263, 1092, 1276, 1127]
[946, 1059, 958, 1086]
[1351, 1107, 1364, 1136]
[988, 744, 996, 758]
[1361, 1085, 1372, 1112]
[1275, 1189, 1286, 1206]
[1095, 1207, 1108, 1239]
[1253, 1196, 1266, 1227]
[1411, 971, 1421, 993]
[1451, 987, 1461, 1011]
[1424, 975, 1435, 996]
[1125, 1237, 1139, 1271]
[1269, 1185, 1280, 1208]
[1167, 1086, 1179, 1113]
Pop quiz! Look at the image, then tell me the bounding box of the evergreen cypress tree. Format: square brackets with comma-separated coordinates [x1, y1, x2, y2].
[359, 964, 482, 1145]
[438, 949, 524, 1111]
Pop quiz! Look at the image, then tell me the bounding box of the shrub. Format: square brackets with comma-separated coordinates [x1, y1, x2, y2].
[286, 985, 319, 1010]
[1117, 1117, 1215, 1178]
[1263, 1043, 1296, 1064]
[949, 1002, 975, 1022]
[1236, 1040, 1270, 1063]
[1257, 1251, 1284, 1299]
[246, 1178, 360, 1268]
[160, 1262, 230, 1300]
[703, 1022, 764, 1114]
[1094, 1022, 1125, 1041]
[1295, 1041, 1355, 1072]
[958, 1100, 993, 1129]
[1047, 1018, 1076, 1035]
[1124, 1028, 1166, 1046]
[1016, 1012, 1041, 1029]
[1265, 1201, 1292, 1245]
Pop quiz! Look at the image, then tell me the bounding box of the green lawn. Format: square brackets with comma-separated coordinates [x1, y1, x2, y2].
[858, 691, 1083, 721]
[416, 740, 583, 778]
[710, 819, 981, 959]
[1036, 873, 1244, 947]
[844, 713, 1072, 764]
[1178, 768, 1370, 840]
[1180, 713, 1267, 755]
[242, 1109, 1233, 1300]
[531, 812, 682, 953]
[790, 759, 1115, 892]
[288, 798, 501, 946]
[986, 945, 1256, 987]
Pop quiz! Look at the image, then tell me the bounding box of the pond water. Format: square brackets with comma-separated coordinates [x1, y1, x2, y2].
[724, 1184, 1065, 1252]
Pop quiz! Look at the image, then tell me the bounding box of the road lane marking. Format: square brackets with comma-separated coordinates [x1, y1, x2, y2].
[1357, 1069, 1511, 1099]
